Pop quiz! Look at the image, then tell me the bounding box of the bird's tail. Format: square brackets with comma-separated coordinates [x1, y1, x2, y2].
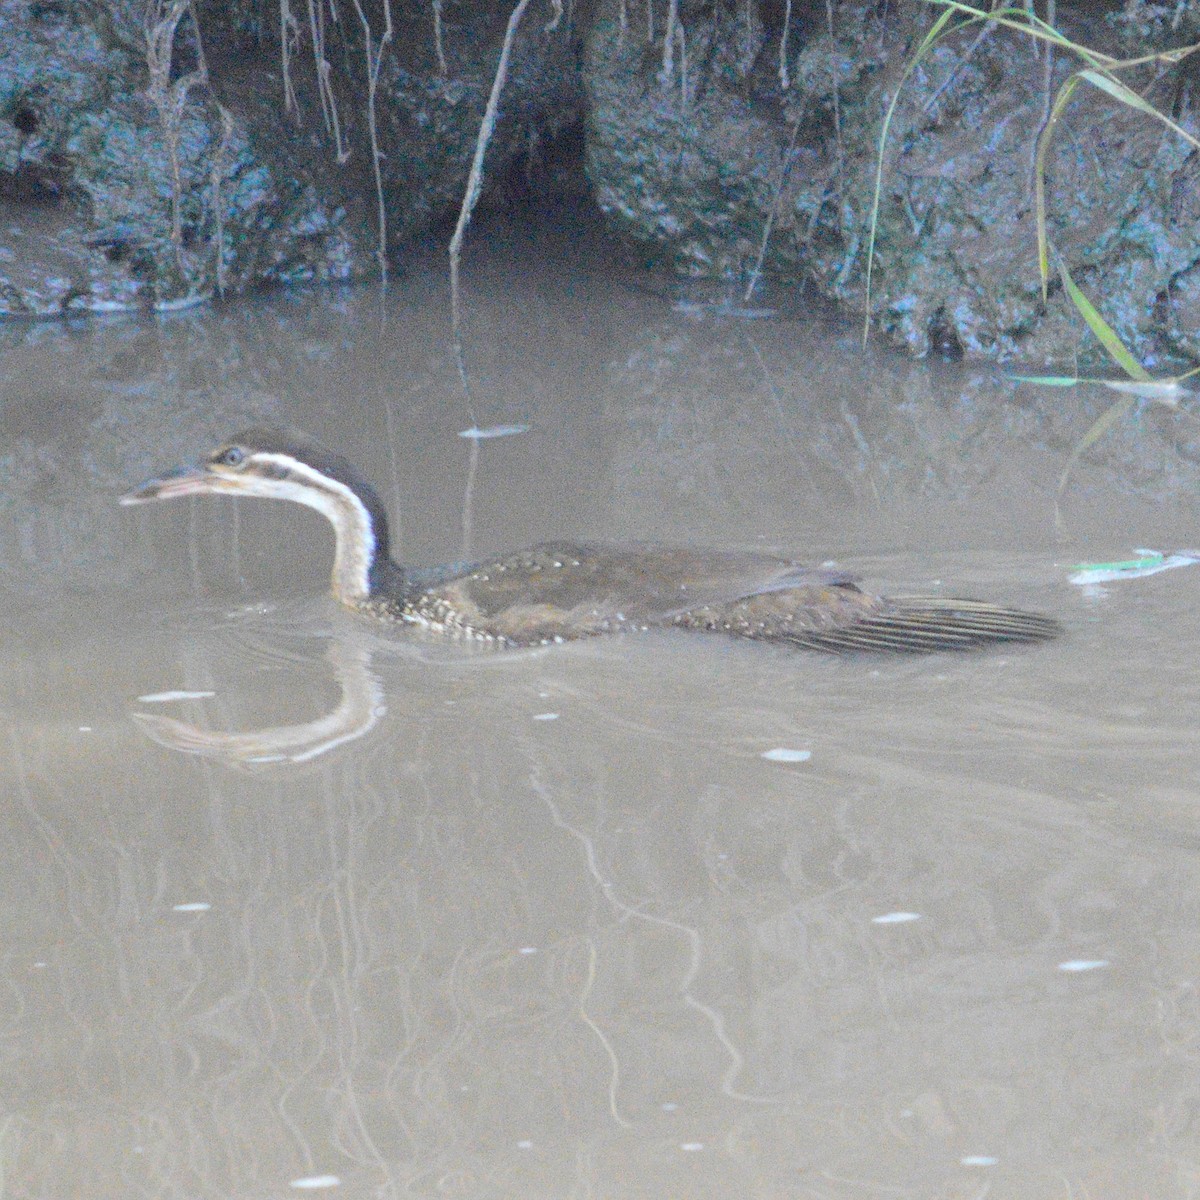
[773, 596, 1062, 654]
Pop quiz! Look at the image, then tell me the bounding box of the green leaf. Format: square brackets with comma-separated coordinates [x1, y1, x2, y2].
[1009, 374, 1080, 386]
[1080, 69, 1200, 152]
[1035, 76, 1080, 297]
[1058, 261, 1150, 381]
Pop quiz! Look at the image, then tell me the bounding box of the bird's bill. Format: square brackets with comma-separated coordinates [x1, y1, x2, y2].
[119, 464, 232, 505]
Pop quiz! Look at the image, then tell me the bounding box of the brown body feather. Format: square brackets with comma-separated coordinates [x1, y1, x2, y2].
[387, 541, 1061, 652]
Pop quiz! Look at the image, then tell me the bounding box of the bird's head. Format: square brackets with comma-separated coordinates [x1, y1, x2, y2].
[122, 428, 393, 603]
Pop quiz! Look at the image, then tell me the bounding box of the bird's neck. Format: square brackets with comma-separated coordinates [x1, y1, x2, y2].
[329, 517, 378, 604]
[364, 554, 411, 606]
[292, 478, 399, 607]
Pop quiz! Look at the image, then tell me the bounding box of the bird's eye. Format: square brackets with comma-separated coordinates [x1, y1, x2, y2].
[219, 446, 246, 467]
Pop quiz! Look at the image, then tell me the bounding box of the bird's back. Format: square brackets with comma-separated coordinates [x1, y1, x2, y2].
[392, 540, 1059, 651]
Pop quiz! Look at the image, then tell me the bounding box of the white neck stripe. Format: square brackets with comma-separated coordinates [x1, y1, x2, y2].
[248, 451, 378, 602]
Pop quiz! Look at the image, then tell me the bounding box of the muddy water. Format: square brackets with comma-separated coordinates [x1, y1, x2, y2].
[4, 209, 1200, 1199]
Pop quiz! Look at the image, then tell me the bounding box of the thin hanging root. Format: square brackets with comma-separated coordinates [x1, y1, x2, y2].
[348, 0, 394, 277]
[660, 0, 678, 82]
[675, 20, 688, 106]
[449, 0, 539, 340]
[745, 114, 803, 302]
[306, 0, 349, 161]
[280, 0, 299, 114]
[779, 0, 792, 89]
[145, 0, 207, 276]
[432, 0, 448, 75]
[210, 102, 235, 295]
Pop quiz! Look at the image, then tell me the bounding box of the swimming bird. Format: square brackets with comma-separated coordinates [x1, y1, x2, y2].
[121, 428, 1060, 652]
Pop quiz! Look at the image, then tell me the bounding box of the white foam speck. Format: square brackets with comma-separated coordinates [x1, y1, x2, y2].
[289, 1176, 340, 1190]
[532, 712, 559, 721]
[961, 1156, 998, 1167]
[138, 690, 216, 703]
[1058, 959, 1110, 973]
[173, 902, 211, 913]
[760, 747, 812, 763]
[458, 424, 529, 440]
[872, 912, 921, 925]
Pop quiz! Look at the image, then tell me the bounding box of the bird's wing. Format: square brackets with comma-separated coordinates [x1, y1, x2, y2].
[416, 540, 864, 644]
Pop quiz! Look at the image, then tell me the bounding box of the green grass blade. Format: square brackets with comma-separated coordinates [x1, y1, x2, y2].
[1070, 397, 1134, 458]
[1012, 376, 1194, 406]
[917, 0, 1118, 63]
[1079, 68, 1200, 152]
[1053, 265, 1152, 498]
[1035, 75, 1080, 298]
[863, 4, 963, 347]
[1057, 395, 1135, 498]
[1058, 260, 1150, 380]
[1009, 374, 1081, 386]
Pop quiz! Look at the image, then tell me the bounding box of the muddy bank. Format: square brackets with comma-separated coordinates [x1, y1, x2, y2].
[1, 0, 1196, 364]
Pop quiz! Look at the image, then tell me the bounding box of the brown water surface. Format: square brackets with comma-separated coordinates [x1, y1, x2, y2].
[4, 210, 1200, 1198]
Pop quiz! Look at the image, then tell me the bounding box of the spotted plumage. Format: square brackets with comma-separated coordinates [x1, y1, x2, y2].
[122, 428, 1061, 654]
